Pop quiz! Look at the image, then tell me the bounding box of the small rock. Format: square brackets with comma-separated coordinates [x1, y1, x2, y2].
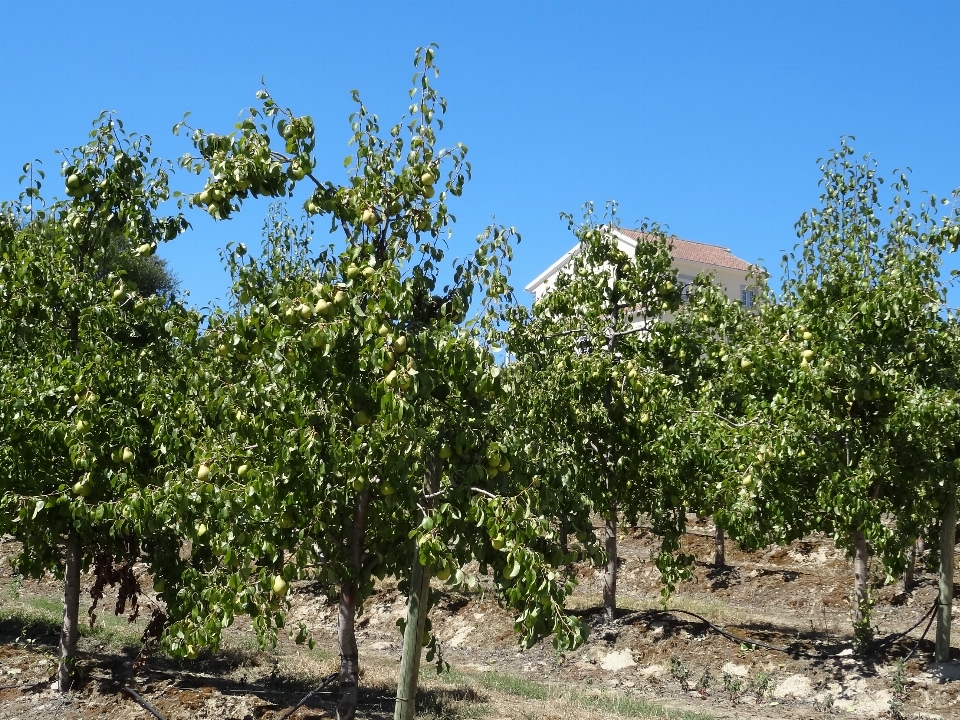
[448, 626, 475, 647]
[600, 649, 636, 672]
[773, 674, 812, 699]
[721, 662, 749, 677]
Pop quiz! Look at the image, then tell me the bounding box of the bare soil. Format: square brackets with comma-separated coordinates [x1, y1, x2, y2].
[0, 520, 957, 720]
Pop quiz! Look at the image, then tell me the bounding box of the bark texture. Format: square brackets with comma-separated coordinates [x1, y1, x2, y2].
[336, 488, 371, 720]
[58, 532, 81, 692]
[603, 508, 618, 622]
[852, 529, 872, 652]
[714, 523, 726, 568]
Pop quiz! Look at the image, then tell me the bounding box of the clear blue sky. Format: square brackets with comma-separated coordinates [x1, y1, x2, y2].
[2, 0, 959, 311]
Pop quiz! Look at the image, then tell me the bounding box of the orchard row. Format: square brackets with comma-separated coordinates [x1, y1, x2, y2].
[1, 48, 957, 720]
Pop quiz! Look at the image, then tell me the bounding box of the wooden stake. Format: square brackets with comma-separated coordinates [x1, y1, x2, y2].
[935, 494, 956, 663]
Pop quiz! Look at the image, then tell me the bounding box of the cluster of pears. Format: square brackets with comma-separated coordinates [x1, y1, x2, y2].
[380, 328, 416, 393]
[64, 168, 94, 199]
[483, 443, 511, 479]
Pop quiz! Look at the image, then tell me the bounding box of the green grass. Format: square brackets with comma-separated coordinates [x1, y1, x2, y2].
[0, 593, 144, 648]
[580, 691, 717, 719]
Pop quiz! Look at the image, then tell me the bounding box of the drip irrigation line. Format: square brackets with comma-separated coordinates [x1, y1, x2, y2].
[616, 597, 942, 661]
[276, 672, 338, 720]
[903, 600, 939, 663]
[873, 598, 939, 651]
[122, 686, 169, 720]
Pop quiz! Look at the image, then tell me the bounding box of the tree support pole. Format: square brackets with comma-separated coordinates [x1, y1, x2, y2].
[394, 545, 432, 720]
[394, 458, 441, 720]
[935, 494, 956, 663]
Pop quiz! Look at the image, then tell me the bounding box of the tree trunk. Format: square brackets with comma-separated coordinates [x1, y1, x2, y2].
[394, 459, 440, 720]
[902, 537, 919, 593]
[713, 522, 725, 568]
[58, 532, 81, 692]
[603, 506, 618, 622]
[852, 528, 872, 653]
[336, 488, 371, 720]
[935, 495, 956, 663]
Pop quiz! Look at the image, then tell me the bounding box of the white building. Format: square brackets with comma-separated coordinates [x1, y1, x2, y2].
[525, 228, 756, 307]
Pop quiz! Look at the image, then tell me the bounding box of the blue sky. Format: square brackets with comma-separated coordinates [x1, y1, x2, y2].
[2, 0, 959, 311]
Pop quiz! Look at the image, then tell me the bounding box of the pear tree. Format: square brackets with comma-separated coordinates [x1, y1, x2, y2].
[148, 47, 581, 720]
[719, 140, 959, 652]
[0, 115, 193, 690]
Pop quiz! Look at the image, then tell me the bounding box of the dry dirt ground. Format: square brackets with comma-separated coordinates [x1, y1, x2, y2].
[0, 520, 958, 720]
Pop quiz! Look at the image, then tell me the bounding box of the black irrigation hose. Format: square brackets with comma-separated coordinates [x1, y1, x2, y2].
[122, 686, 169, 720]
[902, 601, 939, 663]
[873, 598, 939, 651]
[618, 596, 942, 661]
[275, 672, 339, 720]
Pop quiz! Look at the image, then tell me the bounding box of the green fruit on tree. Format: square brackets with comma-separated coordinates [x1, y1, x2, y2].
[421, 171, 437, 186]
[113, 286, 126, 301]
[378, 323, 391, 336]
[66, 173, 82, 190]
[121, 447, 135, 463]
[393, 335, 408, 354]
[237, 464, 249, 477]
[398, 374, 413, 392]
[434, 566, 451, 582]
[273, 575, 289, 597]
[299, 303, 314, 320]
[352, 478, 365, 492]
[315, 299, 332, 317]
[360, 208, 378, 226]
[346, 264, 361, 279]
[740, 358, 753, 370]
[73, 480, 91, 497]
[186, 645, 198, 660]
[491, 535, 506, 550]
[498, 458, 511, 472]
[196, 523, 207, 537]
[355, 411, 371, 426]
[75, 418, 91, 434]
[279, 514, 294, 529]
[197, 463, 211, 480]
[384, 369, 399, 387]
[380, 482, 395, 496]
[136, 243, 154, 257]
[802, 331, 813, 341]
[801, 349, 814, 360]
[422, 185, 435, 199]
[362, 266, 375, 278]
[439, 443, 452, 460]
[334, 290, 347, 307]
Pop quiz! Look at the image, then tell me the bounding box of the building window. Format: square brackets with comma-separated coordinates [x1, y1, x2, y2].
[741, 285, 756, 309]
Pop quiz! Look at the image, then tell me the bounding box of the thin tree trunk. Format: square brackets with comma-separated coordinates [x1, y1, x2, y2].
[603, 506, 618, 622]
[935, 495, 956, 663]
[852, 528, 872, 653]
[395, 459, 440, 720]
[902, 537, 918, 593]
[58, 532, 81, 692]
[713, 522, 725, 568]
[336, 488, 371, 720]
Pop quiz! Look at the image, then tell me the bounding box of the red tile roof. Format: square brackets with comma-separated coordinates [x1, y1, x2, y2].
[617, 229, 753, 272]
